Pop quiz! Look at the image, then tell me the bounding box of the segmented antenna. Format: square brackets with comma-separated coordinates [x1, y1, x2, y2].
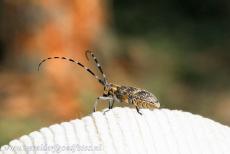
[85, 50, 108, 84]
[37, 56, 105, 85]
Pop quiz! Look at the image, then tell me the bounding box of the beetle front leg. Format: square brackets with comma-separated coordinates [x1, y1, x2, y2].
[109, 99, 115, 109]
[103, 99, 115, 115]
[93, 96, 113, 112]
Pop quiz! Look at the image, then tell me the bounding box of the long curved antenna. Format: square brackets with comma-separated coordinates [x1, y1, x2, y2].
[85, 50, 108, 84]
[38, 56, 105, 86]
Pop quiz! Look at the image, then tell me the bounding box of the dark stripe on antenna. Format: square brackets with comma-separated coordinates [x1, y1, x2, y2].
[77, 62, 84, 67]
[87, 69, 95, 76]
[69, 59, 75, 62]
[98, 66, 103, 74]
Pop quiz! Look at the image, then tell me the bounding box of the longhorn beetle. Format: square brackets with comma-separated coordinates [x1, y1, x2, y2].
[38, 50, 160, 115]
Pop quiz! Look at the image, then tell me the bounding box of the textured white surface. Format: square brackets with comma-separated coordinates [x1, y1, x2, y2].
[1, 107, 230, 154]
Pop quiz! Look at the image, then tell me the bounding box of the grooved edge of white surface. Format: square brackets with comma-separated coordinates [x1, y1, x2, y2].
[1, 107, 230, 154]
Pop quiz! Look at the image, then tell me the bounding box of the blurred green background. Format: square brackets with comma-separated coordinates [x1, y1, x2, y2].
[0, 0, 230, 145]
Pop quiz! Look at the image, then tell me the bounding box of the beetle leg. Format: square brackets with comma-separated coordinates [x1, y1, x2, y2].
[93, 96, 113, 112]
[135, 106, 142, 115]
[103, 99, 115, 115]
[109, 99, 115, 109]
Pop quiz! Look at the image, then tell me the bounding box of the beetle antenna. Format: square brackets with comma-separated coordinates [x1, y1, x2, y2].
[38, 56, 105, 86]
[85, 50, 108, 85]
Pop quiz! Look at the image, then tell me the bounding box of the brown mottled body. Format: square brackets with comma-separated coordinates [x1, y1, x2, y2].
[105, 84, 160, 114]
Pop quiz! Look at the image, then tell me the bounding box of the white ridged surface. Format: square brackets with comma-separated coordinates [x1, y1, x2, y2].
[1, 107, 230, 154]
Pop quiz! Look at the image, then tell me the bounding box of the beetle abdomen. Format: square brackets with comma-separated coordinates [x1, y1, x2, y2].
[115, 85, 160, 110]
[132, 99, 160, 110]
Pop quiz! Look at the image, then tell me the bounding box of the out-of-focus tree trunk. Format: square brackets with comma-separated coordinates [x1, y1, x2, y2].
[0, 0, 109, 120]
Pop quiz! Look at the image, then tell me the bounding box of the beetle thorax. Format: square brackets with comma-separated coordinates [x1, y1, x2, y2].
[103, 83, 119, 96]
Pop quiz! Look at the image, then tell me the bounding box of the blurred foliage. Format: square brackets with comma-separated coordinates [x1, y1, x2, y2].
[114, 0, 230, 44]
[1, 0, 230, 146]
